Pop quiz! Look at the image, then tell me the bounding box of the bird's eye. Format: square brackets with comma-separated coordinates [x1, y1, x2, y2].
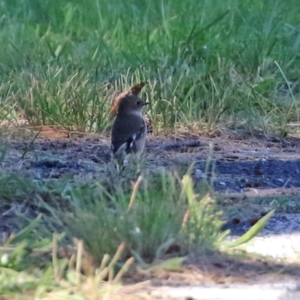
[137, 101, 141, 105]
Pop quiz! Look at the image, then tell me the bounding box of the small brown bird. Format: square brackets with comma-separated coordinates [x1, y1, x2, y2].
[111, 95, 149, 161]
[109, 82, 153, 134]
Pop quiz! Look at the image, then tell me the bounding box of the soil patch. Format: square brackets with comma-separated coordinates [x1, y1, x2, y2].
[1, 129, 300, 234]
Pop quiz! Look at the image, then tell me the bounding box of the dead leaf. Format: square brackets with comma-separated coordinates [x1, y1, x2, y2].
[130, 81, 147, 95]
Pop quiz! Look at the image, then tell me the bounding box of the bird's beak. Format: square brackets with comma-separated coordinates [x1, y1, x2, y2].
[144, 102, 150, 106]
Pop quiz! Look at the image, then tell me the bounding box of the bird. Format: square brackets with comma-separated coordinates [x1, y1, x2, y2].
[109, 82, 153, 135]
[111, 95, 149, 163]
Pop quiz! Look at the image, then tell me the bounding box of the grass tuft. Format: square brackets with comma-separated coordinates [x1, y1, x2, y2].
[53, 171, 225, 263]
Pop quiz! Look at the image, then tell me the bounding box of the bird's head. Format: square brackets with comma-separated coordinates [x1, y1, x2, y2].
[109, 82, 148, 119]
[117, 95, 149, 115]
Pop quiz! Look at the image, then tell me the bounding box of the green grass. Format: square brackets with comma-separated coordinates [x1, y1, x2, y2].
[0, 170, 274, 299]
[55, 172, 224, 262]
[0, 0, 299, 134]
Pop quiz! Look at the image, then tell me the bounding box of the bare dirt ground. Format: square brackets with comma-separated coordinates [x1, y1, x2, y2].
[1, 127, 300, 291]
[2, 128, 300, 223]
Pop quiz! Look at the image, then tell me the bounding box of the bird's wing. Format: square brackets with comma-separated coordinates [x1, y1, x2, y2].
[111, 116, 146, 156]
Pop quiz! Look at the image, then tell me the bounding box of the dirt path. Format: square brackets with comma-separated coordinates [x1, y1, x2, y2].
[2, 130, 300, 222]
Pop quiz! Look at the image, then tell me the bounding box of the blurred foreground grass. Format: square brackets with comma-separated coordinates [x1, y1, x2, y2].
[0, 171, 274, 299]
